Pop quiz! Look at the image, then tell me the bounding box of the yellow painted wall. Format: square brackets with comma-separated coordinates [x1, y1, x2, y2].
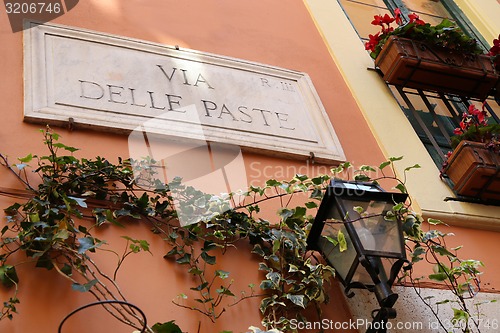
[0, 0, 393, 332]
[305, 0, 500, 290]
[456, 0, 500, 42]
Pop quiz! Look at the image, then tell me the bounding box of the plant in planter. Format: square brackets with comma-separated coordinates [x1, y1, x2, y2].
[441, 103, 500, 200]
[365, 9, 498, 99]
[488, 34, 500, 70]
[488, 34, 500, 101]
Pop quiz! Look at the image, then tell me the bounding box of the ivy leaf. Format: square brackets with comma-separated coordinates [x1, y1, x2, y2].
[353, 206, 364, 214]
[77, 237, 101, 254]
[202, 241, 217, 252]
[295, 174, 308, 181]
[435, 299, 450, 305]
[323, 235, 338, 247]
[272, 239, 281, 255]
[427, 218, 444, 225]
[215, 270, 230, 279]
[265, 179, 281, 187]
[216, 287, 235, 296]
[266, 271, 281, 287]
[379, 161, 391, 170]
[260, 280, 274, 290]
[354, 174, 370, 182]
[452, 308, 469, 322]
[52, 142, 79, 152]
[0, 265, 19, 288]
[392, 203, 404, 211]
[18, 153, 33, 163]
[337, 230, 347, 252]
[15, 163, 28, 170]
[395, 184, 407, 194]
[258, 263, 270, 272]
[201, 251, 216, 265]
[188, 267, 203, 275]
[251, 244, 265, 257]
[175, 253, 191, 265]
[428, 273, 448, 282]
[431, 245, 454, 257]
[72, 279, 98, 292]
[61, 264, 72, 276]
[311, 175, 328, 185]
[310, 188, 323, 199]
[286, 294, 306, 308]
[68, 196, 88, 208]
[190, 282, 209, 291]
[360, 165, 376, 172]
[54, 229, 70, 241]
[259, 297, 273, 313]
[305, 201, 318, 209]
[152, 321, 182, 333]
[278, 208, 294, 221]
[121, 236, 151, 253]
[405, 164, 421, 171]
[411, 246, 425, 263]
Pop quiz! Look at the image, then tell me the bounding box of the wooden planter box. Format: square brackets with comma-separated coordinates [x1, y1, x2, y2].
[443, 140, 500, 201]
[375, 36, 499, 99]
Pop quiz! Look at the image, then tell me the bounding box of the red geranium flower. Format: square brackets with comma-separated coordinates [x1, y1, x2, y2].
[371, 15, 384, 26]
[394, 8, 403, 25]
[365, 33, 381, 52]
[381, 13, 395, 25]
[487, 34, 500, 56]
[408, 13, 425, 25]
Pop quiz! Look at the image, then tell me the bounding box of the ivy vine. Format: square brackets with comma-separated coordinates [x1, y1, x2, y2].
[0, 127, 492, 332]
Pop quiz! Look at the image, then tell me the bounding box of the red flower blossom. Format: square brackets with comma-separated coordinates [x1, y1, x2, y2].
[468, 104, 480, 116]
[453, 104, 491, 136]
[381, 13, 395, 25]
[365, 33, 381, 52]
[408, 13, 425, 25]
[394, 8, 403, 25]
[487, 34, 500, 56]
[371, 15, 384, 26]
[371, 13, 395, 26]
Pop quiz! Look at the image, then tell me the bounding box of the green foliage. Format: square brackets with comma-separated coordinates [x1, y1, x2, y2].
[71, 279, 98, 292]
[0, 128, 489, 332]
[151, 321, 182, 333]
[368, 13, 483, 59]
[0, 265, 18, 288]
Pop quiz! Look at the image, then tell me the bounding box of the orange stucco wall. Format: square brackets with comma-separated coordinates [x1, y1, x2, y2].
[0, 1, 380, 332]
[1, 1, 498, 332]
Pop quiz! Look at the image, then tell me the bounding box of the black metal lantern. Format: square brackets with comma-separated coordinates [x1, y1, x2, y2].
[307, 180, 410, 332]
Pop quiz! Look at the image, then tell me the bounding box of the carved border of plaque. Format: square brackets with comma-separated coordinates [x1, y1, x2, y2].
[24, 21, 345, 163]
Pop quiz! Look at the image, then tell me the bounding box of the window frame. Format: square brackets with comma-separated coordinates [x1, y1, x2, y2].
[337, 0, 500, 204]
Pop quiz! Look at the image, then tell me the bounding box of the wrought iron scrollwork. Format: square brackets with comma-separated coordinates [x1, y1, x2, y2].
[58, 300, 148, 333]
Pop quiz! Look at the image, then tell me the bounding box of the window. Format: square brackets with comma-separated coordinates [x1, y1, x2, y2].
[341, 0, 489, 49]
[338, 0, 500, 202]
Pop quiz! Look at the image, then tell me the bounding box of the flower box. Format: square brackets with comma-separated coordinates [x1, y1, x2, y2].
[443, 140, 500, 201]
[375, 36, 499, 99]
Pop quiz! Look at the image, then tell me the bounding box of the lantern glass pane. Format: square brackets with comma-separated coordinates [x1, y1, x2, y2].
[318, 222, 357, 282]
[351, 257, 396, 286]
[342, 199, 403, 256]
